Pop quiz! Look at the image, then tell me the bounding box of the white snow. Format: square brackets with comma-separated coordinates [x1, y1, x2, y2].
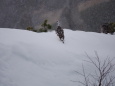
[0, 28, 115, 86]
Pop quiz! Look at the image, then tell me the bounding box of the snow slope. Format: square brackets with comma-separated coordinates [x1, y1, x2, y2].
[0, 28, 115, 86]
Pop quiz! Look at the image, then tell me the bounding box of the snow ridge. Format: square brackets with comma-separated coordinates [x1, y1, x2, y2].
[0, 28, 115, 86]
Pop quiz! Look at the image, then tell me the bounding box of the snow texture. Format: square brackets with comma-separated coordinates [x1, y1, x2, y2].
[0, 28, 115, 86]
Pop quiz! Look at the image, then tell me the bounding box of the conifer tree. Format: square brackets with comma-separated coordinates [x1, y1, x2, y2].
[40, 19, 52, 32]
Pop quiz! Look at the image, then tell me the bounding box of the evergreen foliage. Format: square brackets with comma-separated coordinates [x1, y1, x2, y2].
[39, 19, 52, 32]
[47, 24, 52, 29]
[26, 27, 34, 31]
[39, 28, 47, 32]
[101, 22, 115, 34]
[26, 27, 38, 32]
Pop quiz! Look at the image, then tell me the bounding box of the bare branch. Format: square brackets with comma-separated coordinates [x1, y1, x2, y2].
[75, 52, 115, 86]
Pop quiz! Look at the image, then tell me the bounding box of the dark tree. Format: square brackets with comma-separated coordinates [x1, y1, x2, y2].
[40, 19, 52, 32]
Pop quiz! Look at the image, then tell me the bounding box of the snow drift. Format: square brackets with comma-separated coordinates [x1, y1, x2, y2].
[0, 28, 115, 86]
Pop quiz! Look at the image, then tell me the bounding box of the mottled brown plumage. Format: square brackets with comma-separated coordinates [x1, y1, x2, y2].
[56, 26, 64, 43]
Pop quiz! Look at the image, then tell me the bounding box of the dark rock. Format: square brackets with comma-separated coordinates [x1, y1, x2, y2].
[0, 0, 114, 32]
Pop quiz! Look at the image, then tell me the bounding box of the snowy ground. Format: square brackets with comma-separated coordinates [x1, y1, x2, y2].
[0, 28, 115, 86]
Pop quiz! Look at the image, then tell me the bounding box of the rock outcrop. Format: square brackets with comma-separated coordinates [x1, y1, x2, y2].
[0, 0, 114, 32]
